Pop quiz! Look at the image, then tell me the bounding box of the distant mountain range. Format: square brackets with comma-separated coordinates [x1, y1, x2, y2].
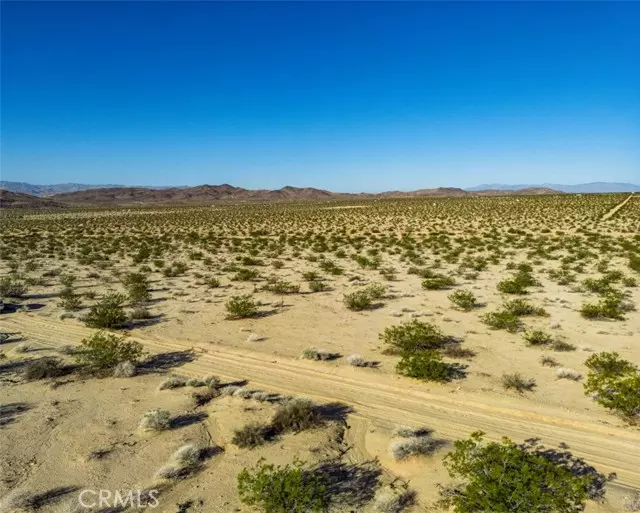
[467, 182, 640, 193]
[0, 183, 559, 209]
[1, 180, 637, 198]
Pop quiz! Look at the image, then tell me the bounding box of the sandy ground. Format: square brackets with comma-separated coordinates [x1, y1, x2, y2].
[1, 194, 639, 512]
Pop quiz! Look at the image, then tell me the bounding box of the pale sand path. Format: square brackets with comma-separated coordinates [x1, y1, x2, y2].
[601, 193, 634, 221]
[2, 313, 639, 492]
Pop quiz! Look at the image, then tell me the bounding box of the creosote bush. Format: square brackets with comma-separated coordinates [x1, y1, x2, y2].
[396, 351, 457, 383]
[380, 320, 450, 354]
[225, 295, 259, 319]
[501, 373, 536, 392]
[448, 290, 478, 311]
[440, 431, 604, 513]
[83, 293, 128, 329]
[237, 458, 327, 513]
[74, 331, 144, 373]
[232, 422, 272, 448]
[271, 398, 321, 433]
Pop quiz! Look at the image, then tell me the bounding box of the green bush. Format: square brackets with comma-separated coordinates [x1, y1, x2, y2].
[122, 272, 151, 304]
[440, 432, 600, 513]
[237, 459, 327, 513]
[343, 290, 373, 311]
[497, 270, 538, 295]
[380, 320, 450, 354]
[523, 330, 553, 346]
[225, 295, 259, 319]
[58, 287, 82, 311]
[502, 298, 547, 317]
[232, 268, 260, 281]
[263, 280, 300, 294]
[584, 352, 640, 420]
[396, 350, 456, 382]
[84, 293, 128, 329]
[481, 310, 522, 333]
[580, 291, 631, 320]
[422, 275, 456, 290]
[308, 280, 328, 293]
[0, 276, 27, 298]
[448, 290, 478, 311]
[74, 331, 144, 373]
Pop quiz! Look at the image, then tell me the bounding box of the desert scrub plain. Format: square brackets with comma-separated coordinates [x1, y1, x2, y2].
[1, 193, 639, 512]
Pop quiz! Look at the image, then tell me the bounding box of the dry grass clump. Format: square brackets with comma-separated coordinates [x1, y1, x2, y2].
[374, 489, 417, 513]
[556, 368, 583, 381]
[139, 409, 171, 431]
[271, 398, 321, 433]
[113, 360, 136, 377]
[347, 354, 375, 367]
[232, 422, 272, 448]
[154, 443, 206, 481]
[501, 373, 536, 392]
[540, 355, 560, 367]
[23, 357, 69, 381]
[158, 376, 187, 390]
[390, 436, 442, 461]
[301, 347, 334, 361]
[392, 426, 431, 438]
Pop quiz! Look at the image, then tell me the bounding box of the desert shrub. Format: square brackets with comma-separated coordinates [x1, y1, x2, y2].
[346, 354, 370, 367]
[373, 489, 416, 513]
[140, 409, 171, 431]
[203, 276, 220, 288]
[232, 268, 260, 281]
[237, 459, 327, 513]
[391, 436, 441, 461]
[440, 432, 601, 513]
[501, 373, 536, 392]
[271, 398, 321, 433]
[580, 291, 631, 320]
[380, 320, 449, 354]
[130, 305, 152, 320]
[365, 283, 387, 299]
[503, 298, 548, 317]
[448, 290, 478, 311]
[396, 351, 456, 382]
[497, 270, 538, 295]
[422, 275, 456, 290]
[122, 272, 151, 304]
[551, 339, 576, 352]
[0, 276, 27, 298]
[23, 357, 68, 380]
[308, 280, 328, 293]
[584, 352, 640, 420]
[481, 310, 522, 333]
[556, 368, 582, 381]
[225, 295, 259, 319]
[232, 422, 271, 448]
[523, 329, 553, 346]
[158, 376, 187, 390]
[264, 280, 300, 294]
[192, 388, 219, 407]
[58, 286, 82, 311]
[83, 293, 128, 329]
[162, 261, 188, 277]
[343, 290, 373, 311]
[301, 348, 333, 361]
[540, 355, 559, 367]
[113, 360, 136, 378]
[155, 443, 203, 481]
[74, 331, 144, 372]
[582, 277, 615, 295]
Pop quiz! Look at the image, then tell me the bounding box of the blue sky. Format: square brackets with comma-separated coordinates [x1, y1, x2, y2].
[1, 2, 639, 191]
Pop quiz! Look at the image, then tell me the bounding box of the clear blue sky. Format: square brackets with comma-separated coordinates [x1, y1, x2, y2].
[1, 2, 639, 191]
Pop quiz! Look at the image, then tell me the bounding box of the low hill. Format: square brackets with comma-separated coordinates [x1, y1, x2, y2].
[0, 184, 563, 208]
[0, 190, 65, 209]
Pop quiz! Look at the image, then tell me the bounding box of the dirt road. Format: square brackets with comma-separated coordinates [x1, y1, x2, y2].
[2, 313, 640, 491]
[602, 193, 634, 221]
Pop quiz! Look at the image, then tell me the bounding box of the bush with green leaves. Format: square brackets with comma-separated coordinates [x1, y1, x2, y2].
[263, 279, 300, 295]
[380, 320, 450, 354]
[497, 270, 538, 295]
[422, 275, 456, 290]
[583, 352, 640, 420]
[122, 272, 151, 304]
[225, 295, 259, 319]
[232, 268, 260, 281]
[523, 329, 553, 347]
[502, 298, 548, 317]
[58, 286, 82, 311]
[448, 290, 478, 311]
[83, 293, 128, 329]
[480, 310, 522, 333]
[396, 350, 457, 382]
[237, 458, 327, 513]
[74, 331, 144, 373]
[0, 276, 27, 298]
[343, 290, 374, 311]
[308, 280, 328, 293]
[580, 291, 632, 320]
[440, 431, 603, 513]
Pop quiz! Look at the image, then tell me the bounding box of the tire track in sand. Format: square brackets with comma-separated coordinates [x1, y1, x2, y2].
[2, 314, 640, 490]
